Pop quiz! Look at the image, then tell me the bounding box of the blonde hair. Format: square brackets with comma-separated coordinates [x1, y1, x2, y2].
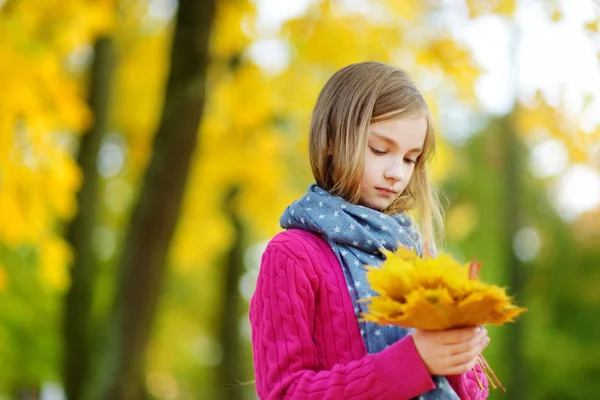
[309, 61, 444, 248]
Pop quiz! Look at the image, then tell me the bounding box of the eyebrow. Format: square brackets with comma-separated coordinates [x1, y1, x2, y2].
[369, 131, 423, 153]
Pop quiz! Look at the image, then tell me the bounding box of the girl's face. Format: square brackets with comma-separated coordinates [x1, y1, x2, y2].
[359, 116, 427, 211]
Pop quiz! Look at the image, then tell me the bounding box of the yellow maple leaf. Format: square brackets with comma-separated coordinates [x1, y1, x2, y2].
[363, 248, 526, 330]
[362, 248, 526, 391]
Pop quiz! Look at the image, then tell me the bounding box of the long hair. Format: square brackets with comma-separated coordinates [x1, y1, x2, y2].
[309, 61, 444, 247]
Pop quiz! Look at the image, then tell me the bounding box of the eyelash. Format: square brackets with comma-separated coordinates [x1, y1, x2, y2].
[370, 147, 387, 156]
[370, 147, 417, 164]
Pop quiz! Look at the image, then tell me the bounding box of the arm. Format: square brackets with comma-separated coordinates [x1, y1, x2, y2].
[446, 363, 489, 400]
[250, 241, 436, 400]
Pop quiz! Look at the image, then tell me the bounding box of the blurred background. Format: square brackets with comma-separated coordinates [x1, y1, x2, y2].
[1, 0, 599, 399]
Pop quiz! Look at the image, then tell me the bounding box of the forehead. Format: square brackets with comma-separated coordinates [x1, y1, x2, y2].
[368, 117, 427, 149]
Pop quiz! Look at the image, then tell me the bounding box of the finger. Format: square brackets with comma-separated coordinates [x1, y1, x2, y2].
[443, 358, 480, 376]
[438, 327, 479, 344]
[448, 339, 488, 367]
[444, 338, 490, 376]
[436, 339, 487, 373]
[447, 330, 488, 355]
[481, 335, 491, 352]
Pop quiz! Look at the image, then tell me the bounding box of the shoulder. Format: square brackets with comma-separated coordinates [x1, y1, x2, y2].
[262, 229, 338, 275]
[266, 229, 330, 256]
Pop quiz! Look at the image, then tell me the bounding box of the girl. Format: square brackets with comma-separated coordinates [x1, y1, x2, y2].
[250, 62, 489, 399]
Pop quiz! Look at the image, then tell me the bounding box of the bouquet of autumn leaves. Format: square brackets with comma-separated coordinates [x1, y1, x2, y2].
[361, 247, 526, 391]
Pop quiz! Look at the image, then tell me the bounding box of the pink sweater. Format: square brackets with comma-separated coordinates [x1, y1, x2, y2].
[250, 229, 489, 399]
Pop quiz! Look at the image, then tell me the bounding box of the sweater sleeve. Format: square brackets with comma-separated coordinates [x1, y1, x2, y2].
[250, 240, 436, 400]
[446, 363, 489, 399]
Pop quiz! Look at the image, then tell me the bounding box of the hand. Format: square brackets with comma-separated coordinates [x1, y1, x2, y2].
[411, 327, 490, 376]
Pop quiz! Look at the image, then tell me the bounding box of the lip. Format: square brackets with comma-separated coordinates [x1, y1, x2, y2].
[375, 187, 397, 197]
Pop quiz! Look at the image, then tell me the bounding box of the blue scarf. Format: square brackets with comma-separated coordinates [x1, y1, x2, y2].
[281, 184, 458, 399]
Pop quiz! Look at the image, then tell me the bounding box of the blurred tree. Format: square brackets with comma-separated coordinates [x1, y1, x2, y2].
[63, 35, 116, 400]
[90, 0, 217, 398]
[216, 186, 246, 400]
[0, 0, 114, 397]
[443, 115, 526, 399]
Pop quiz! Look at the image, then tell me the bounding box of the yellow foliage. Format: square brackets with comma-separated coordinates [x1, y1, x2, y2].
[446, 202, 478, 241]
[550, 9, 562, 23]
[0, 0, 115, 256]
[362, 248, 526, 330]
[415, 38, 483, 101]
[585, 20, 599, 33]
[210, 0, 255, 59]
[516, 94, 598, 165]
[380, 0, 426, 22]
[465, 0, 516, 19]
[112, 30, 171, 172]
[283, 1, 404, 68]
[39, 236, 73, 291]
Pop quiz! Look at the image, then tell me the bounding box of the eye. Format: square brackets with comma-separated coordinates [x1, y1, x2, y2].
[404, 158, 417, 164]
[370, 146, 387, 156]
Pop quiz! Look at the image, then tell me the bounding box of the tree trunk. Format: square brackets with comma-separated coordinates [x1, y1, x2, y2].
[503, 113, 525, 399]
[63, 37, 115, 400]
[94, 0, 217, 398]
[216, 186, 245, 400]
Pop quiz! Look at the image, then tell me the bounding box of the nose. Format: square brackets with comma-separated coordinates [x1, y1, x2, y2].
[384, 161, 405, 182]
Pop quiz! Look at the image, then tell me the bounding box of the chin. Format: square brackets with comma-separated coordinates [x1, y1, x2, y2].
[361, 198, 390, 211]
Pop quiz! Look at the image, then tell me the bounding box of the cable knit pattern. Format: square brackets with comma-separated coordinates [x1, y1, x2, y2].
[250, 229, 489, 400]
[446, 364, 489, 400]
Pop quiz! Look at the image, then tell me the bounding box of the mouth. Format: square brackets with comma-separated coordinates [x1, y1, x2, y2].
[375, 187, 397, 197]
